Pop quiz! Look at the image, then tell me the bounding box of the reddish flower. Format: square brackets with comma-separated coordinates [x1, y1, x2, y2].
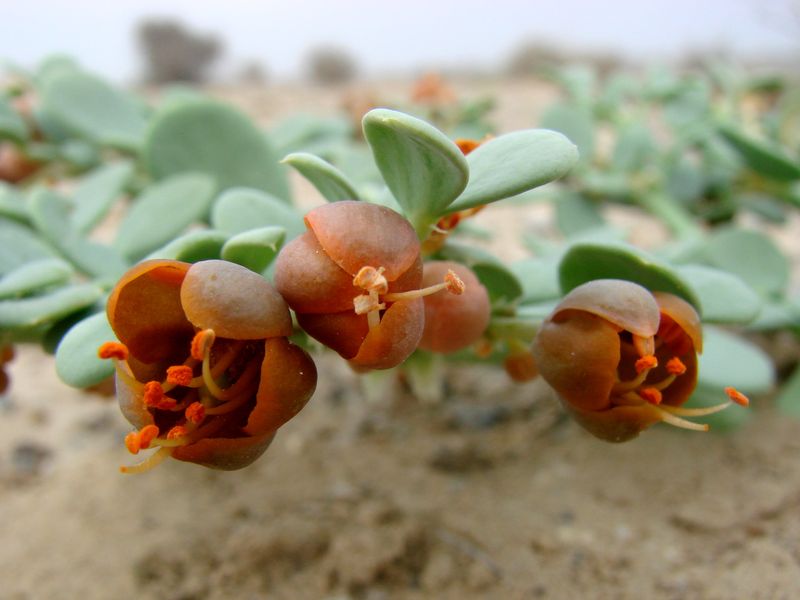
[532, 279, 748, 442]
[417, 261, 490, 354]
[274, 201, 463, 370]
[100, 259, 317, 472]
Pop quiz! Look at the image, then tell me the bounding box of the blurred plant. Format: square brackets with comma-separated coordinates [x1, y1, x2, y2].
[137, 19, 222, 84]
[305, 45, 358, 85]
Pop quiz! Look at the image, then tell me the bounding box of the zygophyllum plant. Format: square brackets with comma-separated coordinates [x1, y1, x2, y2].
[0, 57, 793, 475]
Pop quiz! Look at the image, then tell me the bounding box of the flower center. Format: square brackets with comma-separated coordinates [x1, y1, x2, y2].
[99, 330, 263, 474]
[351, 265, 465, 330]
[608, 330, 748, 431]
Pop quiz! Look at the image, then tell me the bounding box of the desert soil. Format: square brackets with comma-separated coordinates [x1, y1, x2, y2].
[1, 79, 800, 600]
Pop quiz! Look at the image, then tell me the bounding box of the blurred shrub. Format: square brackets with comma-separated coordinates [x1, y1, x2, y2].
[506, 42, 564, 77]
[305, 45, 358, 85]
[138, 19, 222, 84]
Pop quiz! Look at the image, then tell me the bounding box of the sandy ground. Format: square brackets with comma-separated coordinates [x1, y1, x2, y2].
[2, 79, 800, 599]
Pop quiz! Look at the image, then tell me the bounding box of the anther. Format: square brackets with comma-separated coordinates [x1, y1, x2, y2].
[725, 387, 750, 407]
[191, 329, 215, 361]
[167, 425, 188, 440]
[185, 402, 206, 425]
[639, 387, 663, 405]
[353, 266, 388, 294]
[124, 431, 141, 455]
[139, 424, 159, 449]
[98, 341, 129, 361]
[635, 355, 658, 374]
[444, 270, 465, 295]
[455, 138, 481, 155]
[142, 381, 176, 410]
[166, 365, 194, 387]
[666, 357, 687, 376]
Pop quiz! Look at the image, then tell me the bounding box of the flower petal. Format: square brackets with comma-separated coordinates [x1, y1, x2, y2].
[350, 298, 424, 369]
[554, 279, 660, 338]
[181, 260, 292, 339]
[653, 292, 703, 353]
[106, 259, 194, 364]
[296, 310, 368, 359]
[304, 200, 420, 280]
[172, 430, 276, 470]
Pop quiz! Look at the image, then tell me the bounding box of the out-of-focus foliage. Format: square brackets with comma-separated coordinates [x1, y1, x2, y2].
[138, 19, 222, 84]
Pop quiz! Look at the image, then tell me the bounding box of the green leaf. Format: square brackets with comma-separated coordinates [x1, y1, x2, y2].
[775, 364, 800, 418]
[697, 325, 775, 394]
[0, 283, 102, 329]
[143, 99, 289, 200]
[439, 241, 523, 305]
[0, 97, 28, 143]
[700, 228, 789, 298]
[211, 187, 305, 239]
[0, 258, 73, 299]
[55, 312, 116, 388]
[447, 129, 579, 213]
[71, 161, 134, 234]
[28, 187, 128, 279]
[558, 242, 700, 309]
[147, 230, 228, 263]
[39, 70, 147, 150]
[554, 191, 604, 237]
[538, 104, 594, 164]
[0, 219, 58, 276]
[510, 256, 561, 304]
[114, 173, 217, 261]
[718, 123, 800, 181]
[0, 182, 30, 224]
[282, 152, 361, 202]
[612, 123, 656, 172]
[362, 108, 468, 234]
[221, 226, 285, 273]
[676, 265, 762, 325]
[270, 113, 352, 155]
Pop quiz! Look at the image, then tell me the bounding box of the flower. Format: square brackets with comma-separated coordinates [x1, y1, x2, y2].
[274, 201, 464, 370]
[417, 261, 490, 354]
[99, 259, 317, 473]
[531, 279, 748, 442]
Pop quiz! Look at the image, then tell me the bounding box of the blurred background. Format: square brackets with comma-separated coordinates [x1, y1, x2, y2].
[2, 0, 798, 85]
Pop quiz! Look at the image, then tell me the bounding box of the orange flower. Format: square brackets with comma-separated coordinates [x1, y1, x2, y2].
[100, 259, 317, 473]
[274, 201, 463, 370]
[532, 279, 747, 442]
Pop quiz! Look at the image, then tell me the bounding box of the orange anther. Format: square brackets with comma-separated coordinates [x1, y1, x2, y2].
[444, 270, 465, 295]
[190, 330, 214, 361]
[185, 402, 206, 425]
[139, 425, 160, 449]
[98, 341, 129, 361]
[353, 266, 388, 294]
[353, 293, 384, 315]
[124, 431, 141, 455]
[167, 425, 188, 440]
[639, 388, 663, 405]
[455, 138, 481, 155]
[166, 365, 194, 387]
[635, 355, 658, 374]
[725, 387, 750, 407]
[143, 381, 165, 406]
[666, 357, 687, 376]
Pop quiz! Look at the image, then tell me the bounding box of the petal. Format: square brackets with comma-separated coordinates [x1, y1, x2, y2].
[554, 279, 660, 338]
[350, 298, 424, 369]
[273, 231, 359, 314]
[532, 311, 620, 411]
[305, 201, 420, 280]
[653, 292, 703, 354]
[245, 338, 317, 435]
[296, 310, 368, 359]
[181, 260, 292, 339]
[562, 402, 663, 443]
[172, 431, 276, 470]
[418, 261, 490, 353]
[115, 370, 154, 429]
[106, 259, 194, 364]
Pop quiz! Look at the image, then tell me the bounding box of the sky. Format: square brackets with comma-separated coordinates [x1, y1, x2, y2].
[1, 0, 797, 82]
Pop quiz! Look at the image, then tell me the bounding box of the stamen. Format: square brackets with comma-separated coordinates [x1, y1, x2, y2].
[353, 266, 388, 294]
[124, 431, 141, 455]
[185, 402, 206, 425]
[166, 365, 194, 387]
[139, 424, 159, 449]
[666, 357, 687, 376]
[167, 425, 188, 440]
[383, 271, 466, 302]
[635, 355, 658, 374]
[639, 387, 663, 405]
[653, 406, 710, 432]
[98, 341, 129, 361]
[633, 335, 655, 357]
[120, 447, 173, 474]
[143, 381, 177, 410]
[354, 293, 385, 315]
[660, 402, 734, 417]
[191, 329, 215, 361]
[612, 368, 653, 393]
[725, 387, 750, 407]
